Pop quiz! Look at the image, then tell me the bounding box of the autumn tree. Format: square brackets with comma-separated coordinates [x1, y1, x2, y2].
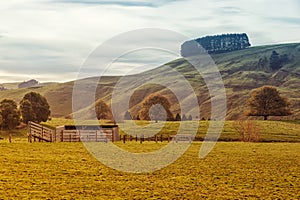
[20, 92, 51, 123]
[139, 93, 174, 122]
[95, 99, 113, 120]
[136, 115, 140, 120]
[0, 99, 20, 130]
[246, 86, 291, 120]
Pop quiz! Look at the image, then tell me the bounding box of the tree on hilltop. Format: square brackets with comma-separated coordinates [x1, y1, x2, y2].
[246, 86, 291, 120]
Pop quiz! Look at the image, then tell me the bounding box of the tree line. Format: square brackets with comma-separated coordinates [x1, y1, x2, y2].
[0, 92, 50, 130]
[181, 33, 251, 56]
[96, 85, 291, 122]
[0, 86, 291, 130]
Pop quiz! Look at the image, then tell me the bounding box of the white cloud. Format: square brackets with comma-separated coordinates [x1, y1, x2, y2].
[0, 0, 299, 82]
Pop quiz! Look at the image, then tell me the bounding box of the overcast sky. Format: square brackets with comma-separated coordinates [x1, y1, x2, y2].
[0, 0, 299, 83]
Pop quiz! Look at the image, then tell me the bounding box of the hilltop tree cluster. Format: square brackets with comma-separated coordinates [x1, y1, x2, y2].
[181, 33, 251, 56]
[0, 92, 51, 130]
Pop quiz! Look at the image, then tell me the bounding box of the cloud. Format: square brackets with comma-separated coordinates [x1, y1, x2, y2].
[0, 0, 299, 83]
[52, 0, 185, 7]
[269, 17, 300, 26]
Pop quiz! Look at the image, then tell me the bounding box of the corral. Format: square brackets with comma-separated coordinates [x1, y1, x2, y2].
[28, 121, 119, 142]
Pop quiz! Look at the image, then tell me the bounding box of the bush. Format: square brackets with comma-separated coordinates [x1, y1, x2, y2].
[233, 120, 261, 142]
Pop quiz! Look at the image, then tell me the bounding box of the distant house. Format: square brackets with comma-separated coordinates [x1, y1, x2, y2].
[0, 85, 7, 91]
[18, 79, 39, 89]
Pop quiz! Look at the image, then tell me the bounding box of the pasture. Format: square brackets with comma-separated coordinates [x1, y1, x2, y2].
[0, 120, 299, 199]
[42, 118, 300, 142]
[0, 141, 299, 199]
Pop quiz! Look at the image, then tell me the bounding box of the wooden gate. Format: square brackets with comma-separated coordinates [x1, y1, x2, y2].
[28, 121, 56, 142]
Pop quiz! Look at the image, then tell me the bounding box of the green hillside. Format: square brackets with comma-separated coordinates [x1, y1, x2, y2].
[0, 43, 299, 119]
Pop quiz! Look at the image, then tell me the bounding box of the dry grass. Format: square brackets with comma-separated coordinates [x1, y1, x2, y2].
[0, 141, 299, 199]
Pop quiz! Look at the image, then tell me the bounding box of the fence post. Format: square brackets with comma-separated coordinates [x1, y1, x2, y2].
[28, 121, 32, 143]
[61, 130, 63, 142]
[41, 125, 44, 142]
[50, 131, 52, 142]
[123, 135, 126, 143]
[140, 135, 143, 144]
[28, 122, 32, 143]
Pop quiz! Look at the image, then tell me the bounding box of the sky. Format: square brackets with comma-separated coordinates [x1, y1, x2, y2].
[0, 0, 300, 83]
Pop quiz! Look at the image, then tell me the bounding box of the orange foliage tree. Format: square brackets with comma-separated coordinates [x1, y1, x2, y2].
[139, 93, 174, 122]
[95, 99, 113, 120]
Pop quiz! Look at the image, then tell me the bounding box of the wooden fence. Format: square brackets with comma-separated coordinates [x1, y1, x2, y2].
[28, 121, 56, 142]
[28, 122, 117, 142]
[60, 130, 113, 142]
[121, 134, 194, 143]
[28, 121, 196, 143]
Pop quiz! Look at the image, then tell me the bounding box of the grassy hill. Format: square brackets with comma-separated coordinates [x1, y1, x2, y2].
[0, 43, 299, 119]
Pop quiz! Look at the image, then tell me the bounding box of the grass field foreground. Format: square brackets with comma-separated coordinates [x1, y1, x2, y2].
[0, 142, 299, 199]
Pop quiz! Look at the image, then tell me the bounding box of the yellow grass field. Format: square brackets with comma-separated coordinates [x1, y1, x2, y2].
[0, 141, 299, 199]
[0, 119, 299, 199]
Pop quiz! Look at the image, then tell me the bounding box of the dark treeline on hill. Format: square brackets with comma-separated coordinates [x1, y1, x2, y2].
[181, 33, 251, 56]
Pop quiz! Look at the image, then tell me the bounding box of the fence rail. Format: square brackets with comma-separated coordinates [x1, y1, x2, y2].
[120, 134, 194, 143]
[60, 130, 113, 142]
[28, 121, 116, 142]
[28, 121, 55, 142]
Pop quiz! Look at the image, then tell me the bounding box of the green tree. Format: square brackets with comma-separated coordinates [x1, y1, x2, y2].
[124, 111, 132, 120]
[20, 92, 51, 123]
[20, 100, 34, 123]
[0, 115, 3, 128]
[95, 99, 113, 120]
[269, 51, 281, 70]
[182, 114, 187, 121]
[246, 86, 291, 120]
[175, 113, 181, 121]
[0, 99, 20, 130]
[139, 93, 174, 122]
[188, 115, 193, 120]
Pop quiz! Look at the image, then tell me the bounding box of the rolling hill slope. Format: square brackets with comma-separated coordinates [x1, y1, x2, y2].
[0, 43, 299, 120]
